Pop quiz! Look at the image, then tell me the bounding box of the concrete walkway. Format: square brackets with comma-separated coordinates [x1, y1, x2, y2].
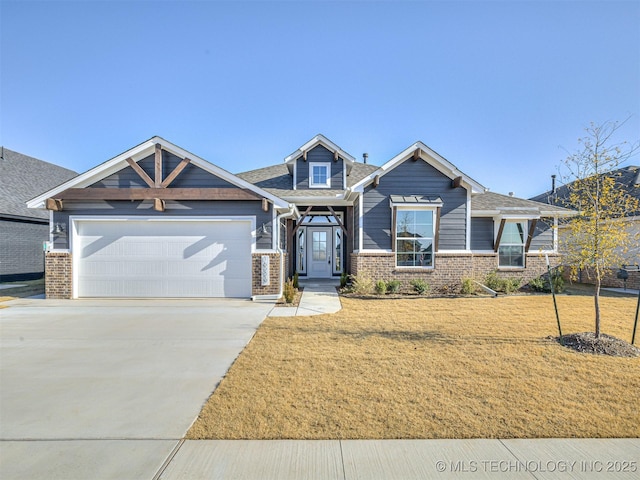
[157, 438, 640, 480]
[269, 278, 342, 317]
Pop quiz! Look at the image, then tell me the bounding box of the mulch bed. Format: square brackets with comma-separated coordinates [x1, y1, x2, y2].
[550, 332, 640, 357]
[274, 288, 303, 308]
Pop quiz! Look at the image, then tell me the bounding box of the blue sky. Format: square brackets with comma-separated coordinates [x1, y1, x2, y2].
[1, 0, 639, 198]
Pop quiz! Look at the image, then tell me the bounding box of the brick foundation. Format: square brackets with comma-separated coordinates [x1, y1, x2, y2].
[351, 252, 561, 293]
[45, 252, 73, 299]
[252, 253, 286, 297]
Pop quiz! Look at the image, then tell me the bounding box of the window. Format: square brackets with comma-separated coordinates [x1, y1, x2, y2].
[309, 163, 330, 188]
[395, 209, 434, 267]
[498, 221, 526, 268]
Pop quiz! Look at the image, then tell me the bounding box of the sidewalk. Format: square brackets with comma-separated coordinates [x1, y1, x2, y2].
[269, 278, 342, 317]
[156, 438, 640, 480]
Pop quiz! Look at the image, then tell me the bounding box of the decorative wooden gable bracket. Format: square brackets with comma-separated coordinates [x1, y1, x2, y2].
[451, 176, 463, 188]
[327, 206, 348, 235]
[262, 198, 269, 212]
[333, 150, 339, 162]
[373, 175, 381, 187]
[524, 219, 537, 252]
[154, 143, 163, 187]
[302, 150, 307, 162]
[412, 148, 422, 161]
[45, 198, 63, 211]
[292, 206, 313, 235]
[161, 157, 191, 188]
[154, 198, 165, 212]
[494, 218, 506, 252]
[126, 157, 154, 188]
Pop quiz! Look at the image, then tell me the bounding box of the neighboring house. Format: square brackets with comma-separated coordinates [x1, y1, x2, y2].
[0, 148, 77, 282]
[530, 166, 640, 289]
[28, 135, 573, 299]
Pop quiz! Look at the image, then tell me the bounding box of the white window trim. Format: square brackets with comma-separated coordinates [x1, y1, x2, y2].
[309, 162, 331, 189]
[394, 205, 437, 269]
[496, 220, 527, 269]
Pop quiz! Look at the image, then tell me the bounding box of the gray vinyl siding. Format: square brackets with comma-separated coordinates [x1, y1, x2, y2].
[294, 145, 344, 190]
[91, 152, 238, 189]
[52, 200, 272, 250]
[0, 219, 48, 280]
[471, 217, 494, 250]
[362, 160, 468, 250]
[529, 217, 554, 251]
[354, 197, 360, 250]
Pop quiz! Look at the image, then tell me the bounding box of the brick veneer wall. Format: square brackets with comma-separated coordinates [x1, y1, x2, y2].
[563, 267, 640, 290]
[351, 252, 561, 293]
[251, 253, 286, 297]
[45, 252, 73, 299]
[0, 220, 48, 281]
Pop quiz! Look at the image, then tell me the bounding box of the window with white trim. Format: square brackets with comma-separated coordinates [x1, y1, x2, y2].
[395, 208, 435, 267]
[309, 162, 330, 188]
[498, 221, 526, 268]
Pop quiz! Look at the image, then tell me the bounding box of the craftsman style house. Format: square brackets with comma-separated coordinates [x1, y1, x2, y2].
[28, 135, 573, 299]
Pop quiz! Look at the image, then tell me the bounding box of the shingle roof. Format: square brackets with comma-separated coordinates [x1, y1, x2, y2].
[236, 161, 378, 198]
[530, 166, 640, 216]
[472, 191, 574, 216]
[0, 148, 77, 220]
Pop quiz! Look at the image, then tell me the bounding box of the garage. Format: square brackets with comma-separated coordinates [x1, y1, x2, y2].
[73, 218, 253, 298]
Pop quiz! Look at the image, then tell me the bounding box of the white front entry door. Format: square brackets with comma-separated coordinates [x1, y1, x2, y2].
[307, 227, 332, 278]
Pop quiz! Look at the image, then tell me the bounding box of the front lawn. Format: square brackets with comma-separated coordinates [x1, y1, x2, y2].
[187, 294, 640, 439]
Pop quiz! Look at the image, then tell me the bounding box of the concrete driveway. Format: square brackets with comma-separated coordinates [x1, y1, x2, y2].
[0, 297, 274, 479]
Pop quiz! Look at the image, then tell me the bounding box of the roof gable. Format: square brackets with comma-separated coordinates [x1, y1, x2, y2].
[27, 137, 290, 210]
[284, 134, 356, 176]
[351, 141, 487, 194]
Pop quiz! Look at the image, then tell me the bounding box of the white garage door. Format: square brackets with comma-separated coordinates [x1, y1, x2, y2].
[74, 219, 252, 298]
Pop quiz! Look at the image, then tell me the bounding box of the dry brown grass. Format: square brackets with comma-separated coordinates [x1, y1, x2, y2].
[187, 295, 640, 440]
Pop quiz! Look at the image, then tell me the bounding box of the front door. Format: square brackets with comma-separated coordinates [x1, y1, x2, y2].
[307, 227, 332, 278]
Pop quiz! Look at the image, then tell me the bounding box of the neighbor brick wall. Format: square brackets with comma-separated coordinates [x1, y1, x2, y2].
[563, 267, 640, 290]
[251, 253, 286, 297]
[351, 252, 561, 293]
[45, 252, 72, 299]
[0, 220, 48, 281]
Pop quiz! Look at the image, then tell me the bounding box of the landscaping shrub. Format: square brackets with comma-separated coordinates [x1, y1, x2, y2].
[529, 267, 565, 293]
[292, 271, 299, 289]
[375, 280, 387, 295]
[349, 275, 374, 295]
[485, 271, 521, 294]
[461, 277, 477, 295]
[386, 279, 401, 294]
[283, 278, 297, 303]
[340, 271, 349, 288]
[410, 279, 430, 295]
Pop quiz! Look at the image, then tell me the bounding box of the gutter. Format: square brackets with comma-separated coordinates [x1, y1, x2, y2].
[275, 204, 298, 300]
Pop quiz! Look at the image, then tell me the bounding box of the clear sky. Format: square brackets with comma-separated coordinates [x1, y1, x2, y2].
[1, 0, 639, 198]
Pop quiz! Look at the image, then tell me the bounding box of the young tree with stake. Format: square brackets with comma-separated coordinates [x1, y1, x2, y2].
[560, 120, 639, 338]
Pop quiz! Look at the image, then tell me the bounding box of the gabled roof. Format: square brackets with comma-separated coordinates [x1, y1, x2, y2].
[284, 134, 357, 175]
[351, 141, 487, 194]
[472, 192, 575, 217]
[27, 137, 290, 211]
[0, 147, 77, 220]
[236, 161, 378, 199]
[530, 165, 640, 217]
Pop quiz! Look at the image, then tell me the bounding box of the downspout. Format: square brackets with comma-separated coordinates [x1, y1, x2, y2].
[275, 204, 298, 299]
